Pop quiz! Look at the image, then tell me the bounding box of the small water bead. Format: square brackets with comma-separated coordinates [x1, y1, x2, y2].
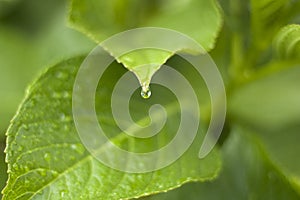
[12, 163, 19, 170]
[44, 153, 51, 162]
[55, 71, 68, 80]
[141, 85, 151, 99]
[141, 89, 151, 99]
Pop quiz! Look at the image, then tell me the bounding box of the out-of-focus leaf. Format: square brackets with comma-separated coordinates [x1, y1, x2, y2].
[3, 56, 221, 199]
[0, 139, 7, 199]
[69, 0, 222, 88]
[254, 126, 300, 193]
[229, 65, 300, 192]
[0, 3, 95, 197]
[251, 0, 287, 41]
[250, 0, 300, 50]
[143, 126, 300, 199]
[0, 1, 17, 19]
[274, 24, 300, 59]
[223, 0, 300, 70]
[0, 0, 63, 34]
[0, 5, 95, 136]
[229, 65, 300, 130]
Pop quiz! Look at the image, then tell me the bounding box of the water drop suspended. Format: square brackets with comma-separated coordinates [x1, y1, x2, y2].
[141, 84, 151, 99]
[44, 153, 51, 162]
[12, 163, 19, 170]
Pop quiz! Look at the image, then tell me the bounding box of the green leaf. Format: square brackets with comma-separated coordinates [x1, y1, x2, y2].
[254, 126, 300, 194]
[68, 0, 222, 88]
[234, 0, 300, 70]
[3, 56, 221, 199]
[229, 65, 300, 193]
[0, 139, 7, 199]
[251, 0, 287, 37]
[250, 0, 296, 49]
[0, 1, 95, 136]
[68, 0, 222, 49]
[143, 126, 300, 199]
[0, 1, 17, 19]
[0, 5, 96, 196]
[274, 24, 300, 59]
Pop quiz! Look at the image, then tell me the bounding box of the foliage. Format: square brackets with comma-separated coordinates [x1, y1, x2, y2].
[1, 0, 300, 199]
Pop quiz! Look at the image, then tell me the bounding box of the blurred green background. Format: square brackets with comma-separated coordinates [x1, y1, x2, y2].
[0, 0, 95, 194]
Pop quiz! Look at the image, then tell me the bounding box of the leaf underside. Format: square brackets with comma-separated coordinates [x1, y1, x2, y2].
[68, 0, 223, 87]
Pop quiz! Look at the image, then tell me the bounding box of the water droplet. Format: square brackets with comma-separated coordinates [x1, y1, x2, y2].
[59, 113, 66, 121]
[36, 190, 44, 196]
[111, 192, 117, 197]
[71, 144, 85, 155]
[55, 71, 68, 80]
[39, 170, 47, 177]
[24, 165, 30, 172]
[62, 91, 71, 98]
[156, 183, 163, 189]
[12, 163, 19, 170]
[60, 190, 67, 198]
[141, 84, 151, 99]
[17, 145, 23, 152]
[70, 156, 76, 161]
[44, 153, 51, 162]
[23, 124, 29, 131]
[51, 92, 61, 98]
[63, 124, 70, 131]
[59, 112, 72, 123]
[8, 151, 15, 159]
[24, 179, 29, 184]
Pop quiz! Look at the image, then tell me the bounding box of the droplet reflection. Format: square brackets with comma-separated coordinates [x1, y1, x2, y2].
[141, 84, 151, 99]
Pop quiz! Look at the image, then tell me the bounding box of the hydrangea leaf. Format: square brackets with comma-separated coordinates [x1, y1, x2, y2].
[3, 56, 221, 199]
[68, 0, 222, 88]
[229, 65, 300, 193]
[144, 127, 300, 199]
